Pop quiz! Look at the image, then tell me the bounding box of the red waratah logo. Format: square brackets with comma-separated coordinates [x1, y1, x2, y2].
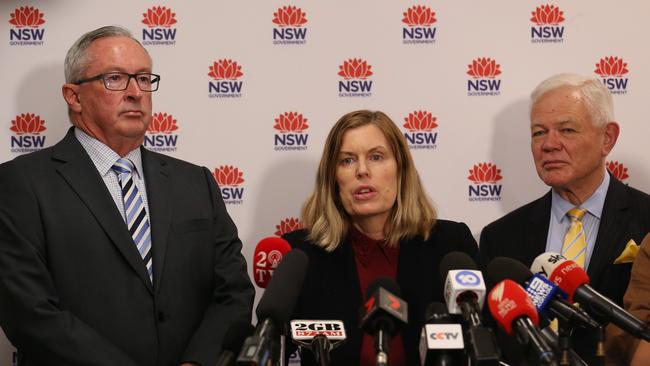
[274, 217, 303, 236]
[10, 113, 46, 135]
[147, 113, 178, 134]
[274, 112, 309, 133]
[467, 58, 501, 78]
[402, 5, 436, 27]
[208, 59, 244, 80]
[272, 6, 307, 27]
[142, 6, 177, 28]
[338, 59, 373, 80]
[607, 161, 629, 181]
[213, 166, 245, 187]
[403, 111, 438, 132]
[468, 163, 503, 184]
[9, 7, 45, 28]
[530, 5, 565, 25]
[595, 57, 629, 77]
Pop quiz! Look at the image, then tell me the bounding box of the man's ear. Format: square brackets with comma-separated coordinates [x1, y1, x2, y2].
[602, 121, 620, 155]
[62, 84, 82, 113]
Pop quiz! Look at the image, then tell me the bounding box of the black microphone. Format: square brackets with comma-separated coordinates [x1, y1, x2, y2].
[419, 302, 464, 366]
[439, 251, 501, 365]
[487, 257, 599, 330]
[360, 278, 408, 366]
[237, 249, 309, 365]
[289, 319, 346, 366]
[487, 280, 558, 366]
[531, 252, 650, 342]
[216, 321, 255, 366]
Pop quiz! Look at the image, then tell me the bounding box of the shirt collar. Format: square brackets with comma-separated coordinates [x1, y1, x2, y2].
[550, 171, 610, 223]
[74, 127, 144, 178]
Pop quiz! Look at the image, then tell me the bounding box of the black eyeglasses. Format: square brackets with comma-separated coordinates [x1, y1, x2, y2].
[73, 72, 160, 92]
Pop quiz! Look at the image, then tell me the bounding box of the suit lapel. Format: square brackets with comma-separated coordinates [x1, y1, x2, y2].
[141, 149, 172, 294]
[524, 192, 552, 266]
[52, 129, 154, 294]
[587, 176, 630, 285]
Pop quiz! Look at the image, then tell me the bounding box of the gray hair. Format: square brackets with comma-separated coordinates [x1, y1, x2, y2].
[64, 25, 149, 83]
[530, 73, 614, 127]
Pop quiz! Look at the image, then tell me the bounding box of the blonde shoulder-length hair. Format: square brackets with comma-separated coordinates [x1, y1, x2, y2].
[301, 110, 437, 251]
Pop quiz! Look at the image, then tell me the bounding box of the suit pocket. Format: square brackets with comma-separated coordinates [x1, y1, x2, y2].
[171, 218, 211, 234]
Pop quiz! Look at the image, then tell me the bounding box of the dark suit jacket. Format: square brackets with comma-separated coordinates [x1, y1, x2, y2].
[283, 220, 478, 365]
[479, 175, 650, 364]
[605, 232, 650, 364]
[0, 128, 254, 366]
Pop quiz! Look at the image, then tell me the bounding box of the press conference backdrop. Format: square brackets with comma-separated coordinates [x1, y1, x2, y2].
[1, 0, 649, 363]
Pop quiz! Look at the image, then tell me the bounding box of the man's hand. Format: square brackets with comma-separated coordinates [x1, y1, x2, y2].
[631, 340, 650, 366]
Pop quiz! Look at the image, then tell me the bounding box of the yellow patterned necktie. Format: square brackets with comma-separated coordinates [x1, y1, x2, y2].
[550, 208, 588, 332]
[562, 208, 587, 267]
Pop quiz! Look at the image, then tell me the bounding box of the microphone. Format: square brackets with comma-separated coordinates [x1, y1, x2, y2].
[439, 251, 500, 364]
[253, 237, 292, 288]
[289, 319, 346, 366]
[360, 278, 408, 366]
[419, 302, 464, 366]
[487, 279, 558, 366]
[531, 252, 650, 342]
[215, 321, 255, 366]
[237, 249, 309, 366]
[486, 257, 599, 329]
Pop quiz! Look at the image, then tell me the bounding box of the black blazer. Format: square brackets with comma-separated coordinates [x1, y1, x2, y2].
[284, 219, 478, 365]
[0, 128, 254, 366]
[479, 175, 650, 364]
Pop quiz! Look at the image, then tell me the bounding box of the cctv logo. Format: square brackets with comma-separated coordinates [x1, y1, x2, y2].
[430, 331, 460, 340]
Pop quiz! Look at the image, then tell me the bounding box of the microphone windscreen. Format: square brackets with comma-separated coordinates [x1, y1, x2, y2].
[487, 279, 539, 336]
[439, 251, 478, 280]
[256, 248, 309, 324]
[222, 321, 255, 353]
[365, 277, 401, 299]
[253, 236, 292, 288]
[486, 257, 532, 285]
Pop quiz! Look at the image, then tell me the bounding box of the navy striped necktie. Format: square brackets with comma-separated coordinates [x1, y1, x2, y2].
[112, 158, 153, 282]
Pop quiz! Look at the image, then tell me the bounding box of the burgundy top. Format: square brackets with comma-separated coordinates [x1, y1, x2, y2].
[350, 226, 406, 366]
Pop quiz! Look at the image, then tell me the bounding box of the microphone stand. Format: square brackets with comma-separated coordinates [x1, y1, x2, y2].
[557, 320, 572, 366]
[311, 335, 331, 366]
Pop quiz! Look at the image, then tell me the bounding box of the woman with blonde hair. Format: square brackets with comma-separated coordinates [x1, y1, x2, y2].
[284, 110, 477, 365]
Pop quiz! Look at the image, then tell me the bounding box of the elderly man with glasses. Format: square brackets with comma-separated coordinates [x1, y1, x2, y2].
[0, 26, 254, 366]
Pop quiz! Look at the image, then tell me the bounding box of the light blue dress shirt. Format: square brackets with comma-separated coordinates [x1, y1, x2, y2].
[74, 127, 151, 224]
[545, 172, 610, 270]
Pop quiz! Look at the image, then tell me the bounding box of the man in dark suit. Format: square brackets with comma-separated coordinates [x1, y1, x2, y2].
[480, 73, 650, 364]
[0, 26, 254, 366]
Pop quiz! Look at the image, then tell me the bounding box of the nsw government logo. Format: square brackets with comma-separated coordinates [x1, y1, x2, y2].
[467, 58, 501, 96]
[274, 112, 309, 151]
[402, 5, 437, 44]
[9, 113, 47, 153]
[595, 56, 629, 95]
[468, 162, 503, 202]
[607, 161, 630, 183]
[272, 6, 308, 45]
[144, 112, 179, 153]
[530, 4, 565, 43]
[141, 6, 177, 46]
[275, 217, 302, 236]
[214, 165, 245, 205]
[338, 59, 373, 97]
[8, 6, 45, 46]
[208, 59, 244, 98]
[402, 110, 438, 150]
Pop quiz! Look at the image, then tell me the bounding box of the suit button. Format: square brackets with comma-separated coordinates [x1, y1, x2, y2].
[157, 311, 166, 322]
